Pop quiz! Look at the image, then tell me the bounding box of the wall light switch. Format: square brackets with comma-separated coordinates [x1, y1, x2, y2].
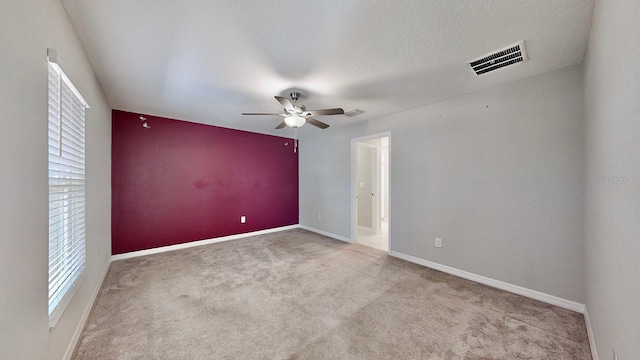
[241, 216, 246, 223]
[435, 238, 442, 248]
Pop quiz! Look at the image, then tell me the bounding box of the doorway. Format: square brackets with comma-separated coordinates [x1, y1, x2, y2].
[351, 133, 390, 252]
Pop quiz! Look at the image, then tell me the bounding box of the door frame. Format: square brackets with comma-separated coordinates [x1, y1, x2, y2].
[351, 132, 391, 252]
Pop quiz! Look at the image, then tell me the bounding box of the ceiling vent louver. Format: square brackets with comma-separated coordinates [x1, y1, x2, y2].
[468, 41, 528, 75]
[344, 108, 365, 117]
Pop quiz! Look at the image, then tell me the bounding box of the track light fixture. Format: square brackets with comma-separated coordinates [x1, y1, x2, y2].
[139, 115, 150, 129]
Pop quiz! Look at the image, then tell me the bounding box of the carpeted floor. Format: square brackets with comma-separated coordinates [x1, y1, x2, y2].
[73, 229, 592, 359]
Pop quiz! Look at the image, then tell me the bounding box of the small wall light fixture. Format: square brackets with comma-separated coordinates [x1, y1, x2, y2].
[139, 115, 150, 129]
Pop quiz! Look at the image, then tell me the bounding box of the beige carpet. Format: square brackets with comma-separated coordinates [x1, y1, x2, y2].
[73, 229, 591, 359]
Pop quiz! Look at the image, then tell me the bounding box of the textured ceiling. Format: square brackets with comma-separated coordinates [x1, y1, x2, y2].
[61, 0, 594, 136]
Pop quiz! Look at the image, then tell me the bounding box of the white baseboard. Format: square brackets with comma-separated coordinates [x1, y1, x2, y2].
[298, 225, 352, 243]
[389, 251, 586, 314]
[111, 225, 299, 261]
[62, 260, 111, 360]
[584, 308, 599, 360]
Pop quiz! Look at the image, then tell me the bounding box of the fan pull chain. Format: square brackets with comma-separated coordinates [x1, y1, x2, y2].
[293, 94, 299, 152]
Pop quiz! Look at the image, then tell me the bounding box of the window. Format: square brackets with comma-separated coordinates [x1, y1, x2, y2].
[47, 49, 89, 327]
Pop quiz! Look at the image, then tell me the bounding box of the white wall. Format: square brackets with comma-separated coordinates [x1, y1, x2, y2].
[300, 65, 585, 303]
[0, 1, 111, 359]
[583, 0, 640, 358]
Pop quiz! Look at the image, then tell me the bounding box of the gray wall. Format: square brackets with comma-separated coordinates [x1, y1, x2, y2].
[0, 0, 112, 359]
[300, 65, 585, 302]
[583, 0, 640, 358]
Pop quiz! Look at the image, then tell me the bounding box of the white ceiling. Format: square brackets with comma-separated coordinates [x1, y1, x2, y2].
[61, 0, 594, 136]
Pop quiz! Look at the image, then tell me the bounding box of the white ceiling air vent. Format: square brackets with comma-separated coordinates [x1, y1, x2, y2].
[344, 108, 366, 117]
[468, 41, 528, 75]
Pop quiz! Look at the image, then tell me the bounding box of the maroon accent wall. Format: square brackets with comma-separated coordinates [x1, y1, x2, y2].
[111, 110, 299, 255]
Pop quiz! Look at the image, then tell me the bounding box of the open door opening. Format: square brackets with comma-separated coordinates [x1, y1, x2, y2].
[352, 134, 390, 252]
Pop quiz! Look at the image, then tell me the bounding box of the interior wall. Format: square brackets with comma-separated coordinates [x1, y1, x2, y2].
[583, 0, 640, 358]
[381, 137, 389, 220]
[111, 110, 299, 254]
[0, 1, 112, 359]
[356, 144, 374, 228]
[300, 65, 585, 302]
[364, 137, 385, 224]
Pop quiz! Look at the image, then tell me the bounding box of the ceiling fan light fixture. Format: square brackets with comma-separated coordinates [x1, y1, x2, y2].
[284, 114, 306, 128]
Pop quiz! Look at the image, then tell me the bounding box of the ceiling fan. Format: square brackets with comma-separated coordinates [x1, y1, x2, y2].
[242, 92, 344, 129]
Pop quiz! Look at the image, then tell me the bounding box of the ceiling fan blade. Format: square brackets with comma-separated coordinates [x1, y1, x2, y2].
[305, 117, 330, 129]
[241, 112, 281, 116]
[275, 121, 287, 129]
[275, 96, 295, 112]
[305, 108, 344, 116]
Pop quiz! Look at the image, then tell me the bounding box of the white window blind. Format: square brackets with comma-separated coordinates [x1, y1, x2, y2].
[48, 52, 89, 327]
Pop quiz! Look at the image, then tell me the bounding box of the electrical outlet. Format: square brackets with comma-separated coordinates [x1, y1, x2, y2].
[435, 238, 442, 248]
[241, 216, 246, 223]
[318, 213, 322, 220]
